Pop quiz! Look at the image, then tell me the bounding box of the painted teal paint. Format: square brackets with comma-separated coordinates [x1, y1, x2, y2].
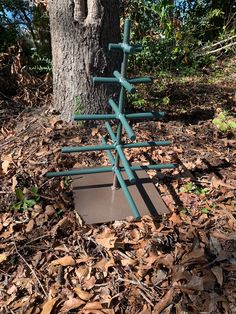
[113, 71, 136, 94]
[46, 163, 177, 178]
[126, 112, 165, 119]
[74, 112, 166, 121]
[108, 99, 136, 140]
[113, 167, 141, 219]
[93, 77, 118, 84]
[62, 141, 171, 154]
[105, 122, 117, 142]
[130, 164, 177, 171]
[109, 43, 142, 54]
[101, 137, 115, 165]
[46, 18, 177, 220]
[123, 141, 171, 148]
[116, 145, 136, 183]
[74, 114, 116, 121]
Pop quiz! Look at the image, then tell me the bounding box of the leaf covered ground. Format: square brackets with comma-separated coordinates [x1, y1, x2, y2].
[0, 54, 236, 313]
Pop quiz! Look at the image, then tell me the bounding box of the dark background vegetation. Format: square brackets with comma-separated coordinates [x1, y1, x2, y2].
[0, 0, 235, 75]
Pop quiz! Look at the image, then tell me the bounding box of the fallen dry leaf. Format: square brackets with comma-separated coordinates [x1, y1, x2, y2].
[181, 248, 206, 265]
[95, 236, 117, 249]
[93, 258, 115, 277]
[60, 298, 85, 312]
[91, 128, 99, 136]
[25, 219, 34, 233]
[211, 266, 224, 286]
[0, 253, 7, 263]
[11, 175, 17, 191]
[74, 287, 93, 301]
[82, 276, 96, 290]
[51, 255, 75, 267]
[169, 212, 182, 224]
[1, 154, 13, 174]
[41, 297, 58, 314]
[83, 301, 103, 311]
[75, 266, 90, 280]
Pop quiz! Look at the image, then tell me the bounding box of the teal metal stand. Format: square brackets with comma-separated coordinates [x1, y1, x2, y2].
[47, 19, 177, 220]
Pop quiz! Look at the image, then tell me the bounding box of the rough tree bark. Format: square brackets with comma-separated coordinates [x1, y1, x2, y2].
[48, 0, 121, 121]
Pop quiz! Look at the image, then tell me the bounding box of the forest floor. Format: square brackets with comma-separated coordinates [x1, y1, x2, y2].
[0, 54, 235, 313]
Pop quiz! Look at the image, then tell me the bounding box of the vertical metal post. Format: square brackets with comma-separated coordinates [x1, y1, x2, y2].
[112, 19, 131, 189]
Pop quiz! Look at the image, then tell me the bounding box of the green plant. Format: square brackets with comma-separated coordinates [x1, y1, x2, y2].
[180, 182, 209, 195]
[11, 187, 40, 212]
[162, 96, 170, 106]
[201, 207, 210, 214]
[74, 96, 84, 115]
[63, 176, 72, 188]
[179, 207, 189, 214]
[29, 54, 52, 74]
[128, 93, 145, 109]
[212, 110, 236, 132]
[74, 96, 85, 126]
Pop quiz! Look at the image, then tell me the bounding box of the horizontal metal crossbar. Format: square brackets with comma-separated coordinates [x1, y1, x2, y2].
[128, 77, 152, 84]
[124, 141, 171, 148]
[126, 112, 165, 119]
[109, 43, 142, 54]
[74, 114, 116, 121]
[46, 163, 177, 178]
[73, 112, 166, 121]
[61, 141, 171, 153]
[130, 164, 177, 171]
[93, 76, 151, 85]
[93, 77, 119, 84]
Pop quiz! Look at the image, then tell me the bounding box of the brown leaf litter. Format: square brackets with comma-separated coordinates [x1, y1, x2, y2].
[0, 55, 236, 313]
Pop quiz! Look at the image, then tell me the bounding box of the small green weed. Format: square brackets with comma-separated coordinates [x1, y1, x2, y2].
[179, 207, 189, 214]
[128, 94, 145, 109]
[212, 110, 236, 132]
[180, 182, 209, 195]
[201, 207, 210, 214]
[161, 96, 170, 106]
[74, 96, 85, 126]
[29, 53, 52, 74]
[11, 187, 40, 212]
[64, 176, 72, 188]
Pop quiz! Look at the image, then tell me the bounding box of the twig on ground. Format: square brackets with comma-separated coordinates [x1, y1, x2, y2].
[138, 289, 154, 307]
[13, 237, 47, 297]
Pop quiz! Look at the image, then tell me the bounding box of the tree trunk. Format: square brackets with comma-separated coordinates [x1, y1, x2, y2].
[48, 0, 121, 121]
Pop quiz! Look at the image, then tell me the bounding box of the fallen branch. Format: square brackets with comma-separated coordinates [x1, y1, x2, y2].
[196, 40, 236, 57]
[201, 34, 236, 51]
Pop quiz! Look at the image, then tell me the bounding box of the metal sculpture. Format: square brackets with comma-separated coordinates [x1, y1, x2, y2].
[47, 19, 177, 221]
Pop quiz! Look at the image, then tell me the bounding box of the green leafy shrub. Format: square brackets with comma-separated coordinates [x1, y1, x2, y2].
[180, 182, 209, 195]
[213, 111, 236, 132]
[127, 93, 145, 109]
[28, 53, 52, 74]
[11, 187, 40, 212]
